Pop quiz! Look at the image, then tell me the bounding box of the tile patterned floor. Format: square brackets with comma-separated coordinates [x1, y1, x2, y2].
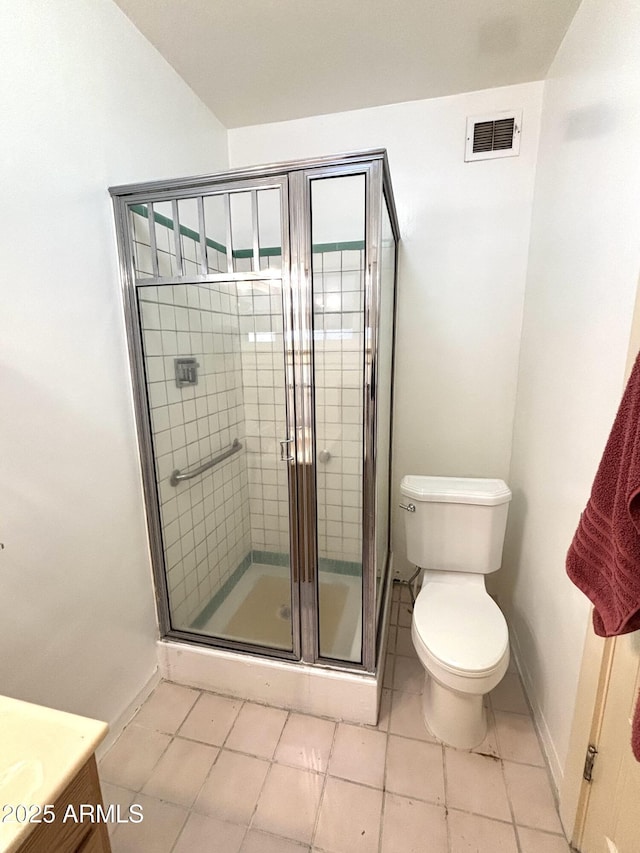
[99, 584, 571, 852]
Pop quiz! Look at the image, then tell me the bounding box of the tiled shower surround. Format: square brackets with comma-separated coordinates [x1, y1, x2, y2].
[134, 207, 365, 630]
[313, 249, 364, 565]
[139, 282, 251, 629]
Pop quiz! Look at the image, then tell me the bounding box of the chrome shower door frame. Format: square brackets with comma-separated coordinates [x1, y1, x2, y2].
[111, 172, 304, 663]
[110, 149, 400, 675]
[291, 159, 384, 672]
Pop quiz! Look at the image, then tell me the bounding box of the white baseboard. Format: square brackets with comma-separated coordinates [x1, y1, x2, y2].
[509, 629, 564, 793]
[96, 667, 161, 759]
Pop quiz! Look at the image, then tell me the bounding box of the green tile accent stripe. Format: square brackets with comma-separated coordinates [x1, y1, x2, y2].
[251, 549, 290, 567]
[190, 551, 252, 630]
[130, 202, 228, 255]
[311, 241, 365, 254]
[252, 550, 361, 576]
[318, 557, 362, 577]
[233, 246, 283, 259]
[130, 203, 364, 260]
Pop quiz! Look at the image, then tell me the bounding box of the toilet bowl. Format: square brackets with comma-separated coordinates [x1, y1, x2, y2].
[412, 572, 509, 747]
[400, 475, 512, 749]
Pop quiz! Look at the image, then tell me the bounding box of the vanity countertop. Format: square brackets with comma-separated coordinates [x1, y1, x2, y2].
[0, 695, 108, 853]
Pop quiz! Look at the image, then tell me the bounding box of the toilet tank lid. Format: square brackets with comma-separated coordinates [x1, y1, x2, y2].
[400, 475, 512, 506]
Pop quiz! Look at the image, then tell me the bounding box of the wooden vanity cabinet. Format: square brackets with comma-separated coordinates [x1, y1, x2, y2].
[18, 756, 111, 853]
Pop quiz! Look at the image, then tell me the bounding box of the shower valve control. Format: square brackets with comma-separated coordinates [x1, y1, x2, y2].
[174, 357, 199, 387]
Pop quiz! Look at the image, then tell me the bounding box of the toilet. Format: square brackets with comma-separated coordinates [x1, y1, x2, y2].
[400, 475, 512, 749]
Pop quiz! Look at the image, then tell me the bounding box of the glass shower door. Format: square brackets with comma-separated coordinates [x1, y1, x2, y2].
[309, 171, 367, 664]
[139, 275, 297, 651]
[129, 178, 300, 656]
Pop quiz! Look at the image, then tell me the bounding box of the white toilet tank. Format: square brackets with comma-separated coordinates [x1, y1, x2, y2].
[400, 475, 512, 573]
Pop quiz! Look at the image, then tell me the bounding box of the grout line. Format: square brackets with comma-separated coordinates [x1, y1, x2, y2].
[378, 698, 392, 853]
[237, 707, 290, 846]
[309, 718, 338, 849]
[442, 742, 452, 853]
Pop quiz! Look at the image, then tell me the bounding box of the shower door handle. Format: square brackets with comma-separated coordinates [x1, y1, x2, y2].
[280, 438, 294, 462]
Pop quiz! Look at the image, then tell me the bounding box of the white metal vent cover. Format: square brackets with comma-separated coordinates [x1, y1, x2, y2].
[465, 110, 522, 162]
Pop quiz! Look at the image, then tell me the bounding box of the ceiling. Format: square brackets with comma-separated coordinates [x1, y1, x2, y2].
[113, 0, 581, 129]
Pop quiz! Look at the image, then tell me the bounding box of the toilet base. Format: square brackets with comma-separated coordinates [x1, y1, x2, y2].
[422, 675, 487, 749]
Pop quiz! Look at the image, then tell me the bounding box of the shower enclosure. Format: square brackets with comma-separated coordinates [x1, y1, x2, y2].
[110, 150, 398, 678]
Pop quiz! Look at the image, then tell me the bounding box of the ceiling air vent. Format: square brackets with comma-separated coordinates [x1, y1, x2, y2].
[465, 110, 522, 162]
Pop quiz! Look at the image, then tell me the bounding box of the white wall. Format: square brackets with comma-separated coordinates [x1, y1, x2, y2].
[501, 0, 640, 786]
[229, 82, 544, 573]
[0, 0, 228, 727]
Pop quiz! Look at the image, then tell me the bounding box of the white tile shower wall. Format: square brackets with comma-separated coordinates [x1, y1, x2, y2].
[140, 283, 251, 627]
[237, 278, 290, 555]
[314, 249, 364, 564]
[236, 250, 364, 564]
[131, 208, 228, 281]
[134, 213, 252, 627]
[134, 210, 361, 609]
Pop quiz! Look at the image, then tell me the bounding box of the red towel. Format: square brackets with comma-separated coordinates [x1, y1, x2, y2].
[566, 350, 640, 761]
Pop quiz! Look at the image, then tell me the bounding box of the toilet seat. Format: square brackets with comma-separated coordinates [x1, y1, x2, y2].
[413, 583, 508, 677]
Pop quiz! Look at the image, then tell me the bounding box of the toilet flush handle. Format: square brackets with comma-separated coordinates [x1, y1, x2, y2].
[399, 502, 416, 512]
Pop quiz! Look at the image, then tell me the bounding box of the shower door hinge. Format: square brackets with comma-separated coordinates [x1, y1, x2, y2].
[583, 744, 598, 783]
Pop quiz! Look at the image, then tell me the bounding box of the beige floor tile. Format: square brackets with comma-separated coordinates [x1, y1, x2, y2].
[389, 690, 437, 742]
[99, 783, 134, 838]
[110, 793, 187, 853]
[387, 625, 398, 652]
[99, 724, 170, 791]
[517, 826, 571, 852]
[193, 750, 269, 824]
[132, 681, 200, 733]
[141, 736, 218, 807]
[100, 781, 134, 810]
[471, 708, 500, 758]
[381, 793, 447, 853]
[392, 656, 424, 694]
[274, 713, 335, 772]
[390, 600, 399, 625]
[328, 723, 386, 788]
[178, 691, 242, 746]
[397, 602, 413, 628]
[448, 809, 518, 852]
[395, 626, 417, 657]
[225, 702, 288, 759]
[489, 673, 529, 715]
[494, 711, 544, 765]
[445, 749, 511, 821]
[314, 776, 383, 853]
[376, 689, 392, 732]
[386, 735, 444, 804]
[241, 829, 310, 852]
[253, 764, 323, 844]
[503, 762, 563, 834]
[173, 811, 246, 853]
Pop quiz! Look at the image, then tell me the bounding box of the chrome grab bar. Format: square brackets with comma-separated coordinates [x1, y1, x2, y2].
[399, 502, 416, 513]
[170, 438, 242, 487]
